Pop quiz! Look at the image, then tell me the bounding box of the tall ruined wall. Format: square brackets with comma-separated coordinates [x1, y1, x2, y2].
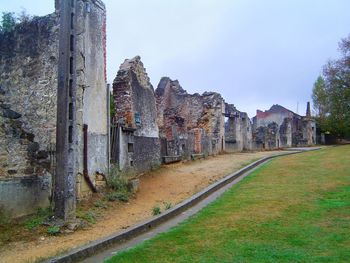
[155, 77, 225, 156]
[114, 56, 159, 138]
[0, 14, 58, 179]
[279, 118, 292, 147]
[156, 77, 203, 139]
[304, 118, 316, 145]
[113, 56, 160, 173]
[0, 0, 108, 217]
[199, 92, 226, 153]
[75, 0, 108, 181]
[225, 104, 252, 152]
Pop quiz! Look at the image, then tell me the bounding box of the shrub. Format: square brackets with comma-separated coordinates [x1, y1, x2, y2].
[106, 164, 129, 192]
[105, 164, 132, 202]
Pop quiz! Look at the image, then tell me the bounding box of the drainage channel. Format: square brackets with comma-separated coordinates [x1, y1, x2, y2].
[48, 149, 320, 263]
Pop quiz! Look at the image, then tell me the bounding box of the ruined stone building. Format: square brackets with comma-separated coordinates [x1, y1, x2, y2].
[155, 77, 226, 161]
[112, 56, 161, 173]
[113, 57, 317, 175]
[252, 103, 316, 149]
[1, 1, 317, 218]
[0, 0, 108, 217]
[113, 65, 257, 169]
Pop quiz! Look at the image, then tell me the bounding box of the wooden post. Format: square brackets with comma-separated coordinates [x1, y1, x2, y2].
[54, 0, 78, 221]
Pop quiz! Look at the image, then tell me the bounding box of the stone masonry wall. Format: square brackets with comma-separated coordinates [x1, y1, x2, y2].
[0, 14, 58, 180]
[113, 56, 161, 174]
[224, 104, 252, 152]
[155, 77, 225, 157]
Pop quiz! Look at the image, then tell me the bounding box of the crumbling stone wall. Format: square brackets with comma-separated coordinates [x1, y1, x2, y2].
[253, 122, 280, 150]
[113, 56, 161, 174]
[155, 77, 225, 158]
[279, 118, 292, 147]
[0, 0, 108, 217]
[224, 104, 252, 152]
[0, 14, 58, 179]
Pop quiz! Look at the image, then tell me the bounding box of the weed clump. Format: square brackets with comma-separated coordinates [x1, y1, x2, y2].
[77, 210, 97, 225]
[105, 164, 133, 202]
[94, 200, 108, 209]
[25, 207, 53, 230]
[164, 202, 172, 210]
[47, 225, 60, 235]
[152, 205, 161, 216]
[106, 192, 129, 202]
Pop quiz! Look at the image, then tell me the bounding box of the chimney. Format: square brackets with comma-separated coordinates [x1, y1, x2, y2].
[306, 101, 311, 117]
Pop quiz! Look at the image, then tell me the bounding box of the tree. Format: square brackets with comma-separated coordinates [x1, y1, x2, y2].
[312, 76, 329, 132]
[312, 34, 350, 138]
[0, 10, 32, 34]
[0, 12, 16, 33]
[17, 9, 32, 24]
[312, 76, 327, 117]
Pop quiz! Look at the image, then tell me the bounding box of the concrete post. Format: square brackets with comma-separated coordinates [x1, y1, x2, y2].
[54, 0, 78, 221]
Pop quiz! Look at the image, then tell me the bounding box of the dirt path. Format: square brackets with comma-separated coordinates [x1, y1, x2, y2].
[0, 151, 289, 263]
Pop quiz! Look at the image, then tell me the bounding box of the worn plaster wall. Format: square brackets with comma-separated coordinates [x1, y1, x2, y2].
[75, 0, 108, 181]
[255, 104, 294, 127]
[0, 175, 51, 217]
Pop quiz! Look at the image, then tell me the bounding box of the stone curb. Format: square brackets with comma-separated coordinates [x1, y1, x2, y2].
[48, 150, 317, 263]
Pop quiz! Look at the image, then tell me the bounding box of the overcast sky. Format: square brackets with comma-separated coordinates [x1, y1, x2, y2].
[1, 0, 349, 117]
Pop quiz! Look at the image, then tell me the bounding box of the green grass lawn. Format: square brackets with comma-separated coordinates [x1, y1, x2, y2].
[106, 146, 350, 263]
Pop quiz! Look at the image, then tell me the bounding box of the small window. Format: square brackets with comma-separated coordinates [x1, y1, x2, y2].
[135, 113, 141, 125]
[128, 143, 134, 152]
[130, 160, 134, 166]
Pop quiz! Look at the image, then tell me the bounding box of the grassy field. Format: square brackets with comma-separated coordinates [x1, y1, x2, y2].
[106, 146, 350, 263]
